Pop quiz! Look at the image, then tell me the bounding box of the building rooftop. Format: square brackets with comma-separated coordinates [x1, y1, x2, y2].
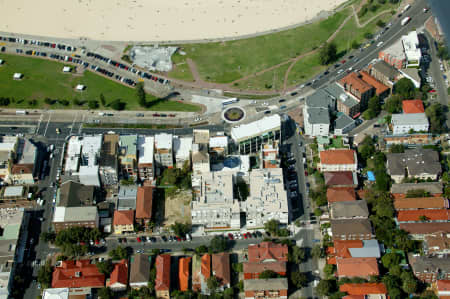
[51, 260, 105, 289]
[437, 280, 450, 293]
[130, 254, 150, 285]
[80, 135, 102, 167]
[394, 197, 448, 210]
[193, 129, 210, 144]
[3, 186, 24, 197]
[330, 200, 369, 219]
[402, 100, 425, 114]
[244, 278, 288, 291]
[383, 38, 406, 61]
[119, 135, 137, 163]
[409, 254, 450, 274]
[386, 148, 441, 176]
[327, 187, 357, 203]
[155, 254, 171, 291]
[108, 259, 128, 287]
[334, 113, 355, 130]
[137, 136, 154, 164]
[58, 181, 94, 207]
[399, 222, 450, 235]
[42, 288, 69, 299]
[243, 261, 286, 275]
[391, 182, 443, 195]
[336, 257, 379, 277]
[212, 253, 230, 286]
[306, 107, 330, 125]
[402, 30, 421, 61]
[324, 171, 357, 186]
[391, 113, 429, 126]
[15, 138, 37, 165]
[155, 133, 172, 150]
[174, 136, 193, 161]
[53, 206, 98, 223]
[230, 115, 281, 142]
[179, 257, 191, 291]
[136, 186, 153, 219]
[306, 88, 336, 109]
[209, 136, 228, 148]
[372, 60, 401, 79]
[320, 149, 356, 165]
[425, 232, 450, 254]
[331, 218, 372, 237]
[359, 71, 390, 96]
[397, 209, 450, 222]
[64, 136, 82, 172]
[339, 283, 387, 296]
[113, 210, 134, 226]
[99, 134, 119, 168]
[248, 242, 288, 263]
[118, 185, 138, 199]
[339, 72, 374, 95]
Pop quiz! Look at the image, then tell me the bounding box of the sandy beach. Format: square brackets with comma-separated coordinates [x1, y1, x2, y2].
[0, 0, 346, 42]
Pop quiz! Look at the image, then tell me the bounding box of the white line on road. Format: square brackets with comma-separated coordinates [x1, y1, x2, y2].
[43, 112, 52, 137]
[35, 113, 44, 134]
[78, 114, 85, 135]
[68, 113, 77, 136]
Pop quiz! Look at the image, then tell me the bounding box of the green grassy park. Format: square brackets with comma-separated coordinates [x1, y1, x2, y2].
[0, 54, 200, 112]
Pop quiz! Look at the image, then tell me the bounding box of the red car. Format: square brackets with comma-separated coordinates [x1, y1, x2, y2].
[429, 89, 436, 93]
[95, 240, 100, 245]
[341, 59, 347, 64]
[176, 236, 181, 242]
[247, 232, 252, 238]
[137, 237, 141, 242]
[304, 171, 308, 176]
[228, 233, 234, 240]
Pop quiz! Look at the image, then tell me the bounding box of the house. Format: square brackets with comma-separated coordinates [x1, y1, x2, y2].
[179, 257, 191, 292]
[99, 134, 119, 186]
[212, 253, 230, 290]
[396, 209, 450, 223]
[400, 223, 450, 239]
[137, 136, 155, 182]
[336, 92, 360, 118]
[303, 107, 330, 137]
[436, 280, 450, 298]
[334, 114, 356, 136]
[319, 150, 357, 172]
[107, 259, 128, 291]
[117, 185, 138, 210]
[367, 60, 401, 87]
[402, 30, 422, 67]
[262, 142, 280, 168]
[338, 72, 375, 109]
[155, 254, 171, 299]
[386, 149, 441, 183]
[327, 239, 381, 265]
[155, 133, 173, 168]
[409, 254, 450, 283]
[246, 168, 289, 229]
[192, 254, 211, 294]
[327, 187, 357, 204]
[378, 39, 406, 69]
[330, 219, 373, 241]
[53, 206, 99, 233]
[244, 242, 288, 279]
[384, 133, 437, 147]
[119, 135, 137, 178]
[0, 136, 18, 181]
[173, 136, 193, 168]
[231, 115, 281, 154]
[424, 233, 450, 255]
[324, 171, 358, 187]
[192, 144, 210, 175]
[339, 283, 387, 298]
[51, 260, 105, 293]
[403, 99, 425, 114]
[113, 210, 134, 234]
[244, 278, 288, 299]
[400, 67, 421, 88]
[391, 182, 443, 199]
[42, 288, 69, 299]
[359, 71, 390, 99]
[336, 257, 379, 278]
[11, 138, 37, 185]
[135, 186, 153, 227]
[130, 254, 150, 289]
[330, 200, 369, 220]
[391, 113, 429, 135]
[394, 197, 448, 210]
[57, 181, 95, 207]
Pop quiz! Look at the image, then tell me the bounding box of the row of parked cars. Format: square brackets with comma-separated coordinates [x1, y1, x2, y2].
[86, 52, 170, 85]
[0, 36, 76, 52]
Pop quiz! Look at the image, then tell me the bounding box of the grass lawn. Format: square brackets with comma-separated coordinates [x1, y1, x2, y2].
[287, 52, 327, 87]
[0, 53, 200, 112]
[167, 52, 195, 82]
[358, 1, 399, 25]
[172, 8, 350, 83]
[234, 63, 291, 91]
[222, 92, 279, 99]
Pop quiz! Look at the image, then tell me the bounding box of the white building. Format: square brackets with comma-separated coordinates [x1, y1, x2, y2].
[391, 113, 429, 135]
[191, 172, 241, 230]
[319, 149, 358, 172]
[209, 136, 228, 157]
[402, 31, 422, 68]
[78, 135, 102, 187]
[211, 155, 250, 175]
[173, 136, 193, 168]
[42, 288, 69, 299]
[303, 107, 330, 137]
[246, 168, 289, 228]
[64, 136, 82, 173]
[137, 136, 155, 182]
[192, 144, 210, 175]
[154, 133, 173, 168]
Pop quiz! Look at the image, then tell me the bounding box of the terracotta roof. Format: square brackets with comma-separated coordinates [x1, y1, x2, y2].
[343, 296, 365, 299]
[248, 242, 288, 263]
[320, 149, 356, 165]
[336, 257, 379, 277]
[437, 280, 450, 292]
[324, 171, 356, 187]
[108, 259, 128, 287]
[359, 71, 390, 96]
[243, 261, 287, 274]
[339, 72, 374, 95]
[394, 197, 448, 210]
[426, 233, 450, 253]
[212, 252, 230, 286]
[201, 254, 211, 279]
[52, 260, 105, 289]
[155, 254, 171, 291]
[399, 222, 450, 235]
[329, 240, 364, 261]
[340, 283, 387, 295]
[136, 186, 153, 219]
[179, 257, 191, 292]
[113, 210, 134, 226]
[397, 209, 450, 222]
[327, 187, 357, 203]
[403, 99, 425, 114]
[130, 254, 150, 284]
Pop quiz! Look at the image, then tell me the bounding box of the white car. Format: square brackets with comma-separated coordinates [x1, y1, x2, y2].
[337, 69, 344, 74]
[377, 41, 384, 47]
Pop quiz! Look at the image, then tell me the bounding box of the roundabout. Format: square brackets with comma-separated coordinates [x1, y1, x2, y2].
[222, 106, 246, 124]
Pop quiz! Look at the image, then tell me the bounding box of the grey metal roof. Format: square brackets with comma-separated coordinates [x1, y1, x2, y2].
[118, 185, 138, 200]
[244, 278, 288, 291]
[306, 107, 330, 125]
[334, 114, 355, 130]
[117, 198, 137, 210]
[306, 89, 336, 109]
[324, 83, 346, 99]
[391, 113, 429, 126]
[349, 239, 381, 258]
[387, 149, 441, 177]
[372, 60, 401, 79]
[339, 94, 359, 108]
[391, 182, 443, 194]
[409, 255, 450, 273]
[331, 219, 373, 236]
[58, 180, 95, 207]
[330, 200, 369, 219]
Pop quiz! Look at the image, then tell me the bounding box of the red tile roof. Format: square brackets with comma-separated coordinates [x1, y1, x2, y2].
[397, 209, 450, 222]
[403, 99, 425, 114]
[108, 259, 128, 287]
[212, 253, 230, 286]
[201, 254, 211, 279]
[340, 283, 387, 295]
[136, 186, 153, 219]
[324, 172, 355, 186]
[52, 260, 105, 289]
[113, 210, 134, 226]
[394, 197, 448, 210]
[343, 296, 365, 299]
[243, 261, 287, 275]
[437, 280, 450, 292]
[320, 149, 356, 165]
[327, 187, 357, 204]
[400, 222, 450, 235]
[248, 242, 288, 263]
[336, 258, 379, 278]
[339, 72, 374, 95]
[179, 257, 191, 292]
[327, 240, 364, 264]
[359, 71, 390, 96]
[155, 254, 171, 291]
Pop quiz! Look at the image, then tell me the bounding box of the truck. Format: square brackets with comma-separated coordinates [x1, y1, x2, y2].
[15, 110, 27, 115]
[402, 4, 411, 13]
[401, 17, 411, 26]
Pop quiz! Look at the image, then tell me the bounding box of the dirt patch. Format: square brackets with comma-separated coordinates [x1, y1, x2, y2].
[163, 189, 192, 227]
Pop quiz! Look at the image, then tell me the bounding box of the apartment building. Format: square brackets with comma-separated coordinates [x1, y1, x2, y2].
[338, 72, 375, 110]
[319, 149, 357, 172]
[53, 206, 99, 233]
[391, 113, 429, 135]
[99, 134, 119, 186]
[137, 136, 154, 182]
[11, 138, 37, 185]
[192, 144, 210, 175]
[155, 133, 173, 168]
[119, 135, 137, 179]
[78, 135, 102, 187]
[173, 136, 193, 168]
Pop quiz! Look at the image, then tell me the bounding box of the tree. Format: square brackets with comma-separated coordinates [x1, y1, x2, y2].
[88, 100, 99, 109]
[426, 103, 446, 134]
[207, 276, 220, 292]
[259, 270, 279, 279]
[368, 96, 381, 116]
[289, 246, 306, 264]
[323, 264, 335, 277]
[209, 236, 228, 253]
[314, 208, 323, 217]
[393, 78, 415, 99]
[351, 40, 360, 50]
[195, 245, 208, 256]
[108, 246, 128, 260]
[40, 231, 56, 243]
[99, 93, 106, 106]
[110, 99, 126, 110]
[312, 245, 324, 259]
[232, 263, 243, 273]
[316, 279, 335, 296]
[319, 42, 338, 65]
[390, 144, 405, 153]
[406, 189, 429, 198]
[290, 271, 308, 288]
[223, 287, 234, 299]
[437, 42, 449, 60]
[384, 95, 402, 113]
[136, 82, 147, 107]
[98, 287, 113, 299]
[96, 260, 114, 276]
[400, 271, 418, 294]
[376, 19, 386, 27]
[358, 136, 376, 162]
[37, 261, 53, 289]
[381, 253, 401, 269]
[264, 219, 280, 235]
[171, 222, 191, 237]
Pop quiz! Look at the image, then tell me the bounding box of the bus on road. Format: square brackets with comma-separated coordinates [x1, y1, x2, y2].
[222, 98, 239, 107]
